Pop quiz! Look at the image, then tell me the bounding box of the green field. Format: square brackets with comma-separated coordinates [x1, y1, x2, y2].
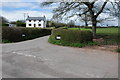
[69, 27, 119, 45]
[69, 27, 118, 34]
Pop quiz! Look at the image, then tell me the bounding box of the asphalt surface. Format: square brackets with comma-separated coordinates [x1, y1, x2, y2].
[2, 36, 118, 78]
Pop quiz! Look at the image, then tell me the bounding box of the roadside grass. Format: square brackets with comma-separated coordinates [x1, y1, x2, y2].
[2, 39, 13, 43]
[48, 36, 97, 48]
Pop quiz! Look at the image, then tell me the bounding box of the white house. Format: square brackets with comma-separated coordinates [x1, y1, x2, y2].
[26, 16, 46, 28]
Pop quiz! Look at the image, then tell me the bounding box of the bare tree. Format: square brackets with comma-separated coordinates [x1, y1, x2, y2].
[110, 1, 120, 18]
[79, 13, 91, 27]
[41, 0, 109, 38]
[68, 20, 75, 28]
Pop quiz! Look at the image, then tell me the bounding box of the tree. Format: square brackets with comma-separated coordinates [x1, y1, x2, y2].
[41, 0, 109, 38]
[110, 1, 120, 18]
[79, 13, 112, 27]
[80, 13, 91, 27]
[111, 1, 120, 47]
[0, 16, 9, 26]
[46, 21, 55, 27]
[68, 20, 75, 28]
[16, 20, 26, 27]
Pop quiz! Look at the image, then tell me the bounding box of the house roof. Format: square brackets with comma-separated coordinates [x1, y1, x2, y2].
[26, 17, 46, 21]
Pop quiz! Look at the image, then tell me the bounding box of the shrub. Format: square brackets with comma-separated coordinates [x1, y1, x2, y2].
[2, 39, 12, 43]
[51, 28, 93, 43]
[116, 48, 120, 53]
[49, 28, 94, 47]
[2, 27, 51, 42]
[16, 20, 26, 27]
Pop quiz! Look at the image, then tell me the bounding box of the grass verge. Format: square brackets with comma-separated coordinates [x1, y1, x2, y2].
[2, 39, 13, 43]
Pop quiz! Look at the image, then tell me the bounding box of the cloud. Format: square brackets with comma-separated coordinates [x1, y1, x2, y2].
[1, 10, 53, 21]
[1, 2, 55, 21]
[1, 1, 118, 26]
[2, 0, 21, 2]
[2, 2, 57, 12]
[2, 0, 48, 2]
[2, 2, 38, 9]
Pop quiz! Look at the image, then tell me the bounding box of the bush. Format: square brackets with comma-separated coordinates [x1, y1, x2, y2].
[116, 48, 120, 53]
[51, 28, 92, 43]
[16, 20, 26, 27]
[48, 28, 94, 47]
[2, 27, 51, 42]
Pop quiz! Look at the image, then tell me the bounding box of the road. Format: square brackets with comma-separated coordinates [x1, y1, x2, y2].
[2, 36, 118, 78]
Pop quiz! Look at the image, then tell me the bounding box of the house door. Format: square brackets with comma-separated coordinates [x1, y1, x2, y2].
[34, 24, 36, 27]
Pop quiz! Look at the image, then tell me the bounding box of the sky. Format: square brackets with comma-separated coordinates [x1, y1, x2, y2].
[0, 0, 119, 26]
[1, 2, 55, 21]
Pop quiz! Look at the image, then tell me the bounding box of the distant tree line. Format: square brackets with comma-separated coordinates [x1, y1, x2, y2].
[46, 20, 79, 28]
[0, 16, 26, 27]
[10, 20, 26, 27]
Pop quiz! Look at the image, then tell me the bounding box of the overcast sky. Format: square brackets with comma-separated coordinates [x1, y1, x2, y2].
[0, 0, 118, 26]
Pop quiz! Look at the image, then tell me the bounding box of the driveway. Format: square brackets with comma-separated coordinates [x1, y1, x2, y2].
[2, 36, 118, 78]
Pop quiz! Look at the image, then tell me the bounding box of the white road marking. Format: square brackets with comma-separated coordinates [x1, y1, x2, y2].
[85, 73, 100, 78]
[12, 51, 37, 58]
[12, 51, 49, 62]
[17, 52, 23, 55]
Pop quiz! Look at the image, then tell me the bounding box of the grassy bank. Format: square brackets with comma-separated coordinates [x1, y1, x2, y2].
[48, 37, 97, 48]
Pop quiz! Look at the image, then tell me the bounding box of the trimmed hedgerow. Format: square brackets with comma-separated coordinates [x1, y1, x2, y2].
[2, 27, 51, 42]
[51, 28, 93, 43]
[116, 48, 120, 53]
[48, 28, 96, 48]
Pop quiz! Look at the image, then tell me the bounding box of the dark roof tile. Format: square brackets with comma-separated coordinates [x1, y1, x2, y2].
[26, 17, 46, 20]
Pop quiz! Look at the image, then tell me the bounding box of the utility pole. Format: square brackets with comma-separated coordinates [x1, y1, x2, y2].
[26, 13, 28, 18]
[23, 13, 28, 22]
[118, 1, 120, 49]
[24, 13, 25, 22]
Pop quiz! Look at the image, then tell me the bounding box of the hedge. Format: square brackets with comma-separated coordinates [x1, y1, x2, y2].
[51, 28, 92, 43]
[116, 48, 120, 53]
[48, 28, 94, 47]
[2, 27, 51, 42]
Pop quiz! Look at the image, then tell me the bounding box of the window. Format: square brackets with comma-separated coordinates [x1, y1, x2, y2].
[39, 20, 41, 22]
[39, 24, 41, 26]
[29, 24, 31, 26]
[34, 20, 36, 22]
[29, 20, 31, 22]
[34, 24, 36, 27]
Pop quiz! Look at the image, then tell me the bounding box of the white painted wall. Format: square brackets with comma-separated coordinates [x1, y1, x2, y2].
[26, 20, 46, 28]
